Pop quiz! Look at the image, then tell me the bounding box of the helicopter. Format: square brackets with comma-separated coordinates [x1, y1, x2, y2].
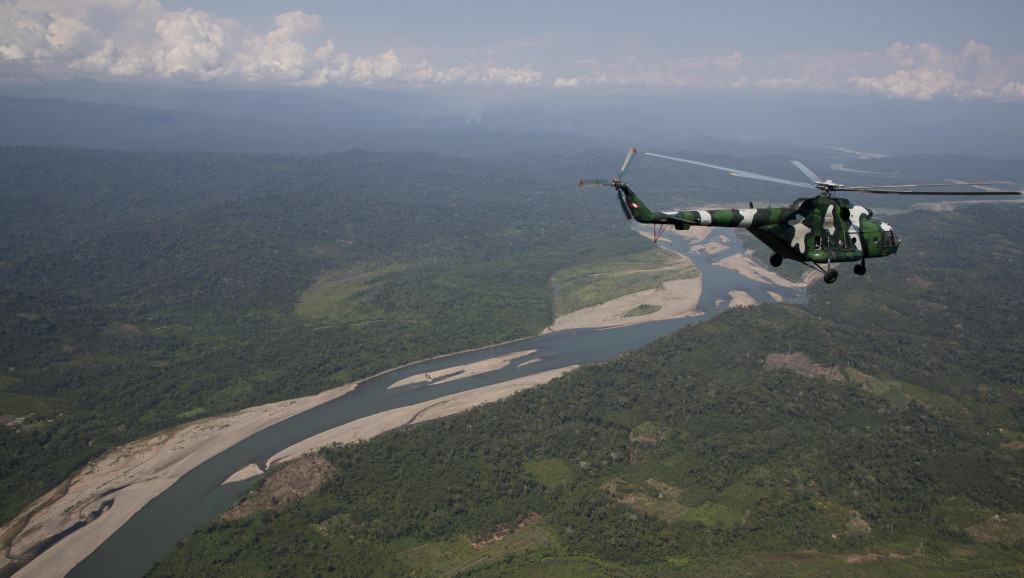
[581, 148, 1021, 283]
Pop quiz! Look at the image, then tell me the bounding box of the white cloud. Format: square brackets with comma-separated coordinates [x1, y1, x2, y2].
[152, 9, 231, 78]
[245, 11, 324, 80]
[564, 41, 1023, 102]
[848, 68, 963, 101]
[45, 13, 94, 52]
[846, 41, 1024, 101]
[0, 1, 1021, 102]
[477, 65, 541, 86]
[0, 0, 548, 88]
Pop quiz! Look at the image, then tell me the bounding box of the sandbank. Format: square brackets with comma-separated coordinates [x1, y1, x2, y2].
[691, 241, 729, 255]
[545, 276, 703, 332]
[668, 226, 714, 243]
[388, 350, 537, 389]
[727, 290, 758, 307]
[3, 361, 575, 577]
[262, 366, 577, 471]
[715, 251, 806, 288]
[4, 384, 357, 578]
[3, 223, 808, 577]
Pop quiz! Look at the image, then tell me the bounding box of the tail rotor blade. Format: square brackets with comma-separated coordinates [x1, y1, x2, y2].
[617, 190, 634, 220]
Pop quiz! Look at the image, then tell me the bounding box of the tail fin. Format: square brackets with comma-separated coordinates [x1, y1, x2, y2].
[615, 183, 658, 223]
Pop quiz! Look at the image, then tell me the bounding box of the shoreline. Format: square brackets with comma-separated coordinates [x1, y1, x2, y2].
[3, 362, 580, 578]
[3, 384, 358, 578]
[2, 226, 807, 578]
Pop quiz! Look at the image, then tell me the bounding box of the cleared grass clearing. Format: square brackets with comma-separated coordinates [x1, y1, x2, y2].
[551, 247, 697, 317]
[398, 515, 555, 576]
[295, 265, 404, 322]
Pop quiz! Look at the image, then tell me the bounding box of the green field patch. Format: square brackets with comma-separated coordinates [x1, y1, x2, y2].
[624, 304, 661, 317]
[935, 496, 995, 531]
[602, 478, 691, 523]
[900, 382, 962, 414]
[525, 457, 573, 488]
[175, 407, 206, 419]
[295, 266, 404, 321]
[398, 515, 555, 576]
[629, 420, 669, 445]
[844, 368, 909, 411]
[847, 366, 967, 416]
[479, 555, 631, 577]
[99, 323, 148, 339]
[551, 248, 697, 316]
[718, 480, 769, 513]
[0, 391, 56, 417]
[634, 452, 714, 506]
[0, 377, 55, 418]
[0, 375, 20, 390]
[684, 501, 746, 529]
[396, 538, 477, 575]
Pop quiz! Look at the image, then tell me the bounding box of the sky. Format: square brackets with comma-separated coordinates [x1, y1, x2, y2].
[3, 0, 1024, 103]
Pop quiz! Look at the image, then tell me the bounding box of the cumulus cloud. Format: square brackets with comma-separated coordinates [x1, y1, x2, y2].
[847, 41, 1024, 101]
[0, 0, 543, 87]
[152, 9, 232, 78]
[1, 1, 1022, 101]
[561, 41, 1023, 102]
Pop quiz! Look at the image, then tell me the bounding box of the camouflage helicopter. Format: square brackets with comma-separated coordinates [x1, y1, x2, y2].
[581, 148, 1021, 283]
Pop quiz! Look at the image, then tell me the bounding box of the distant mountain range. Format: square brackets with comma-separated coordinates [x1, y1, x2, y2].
[3, 82, 1024, 157]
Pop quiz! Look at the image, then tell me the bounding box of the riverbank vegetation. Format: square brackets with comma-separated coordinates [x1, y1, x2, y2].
[2, 146, 1021, 575]
[151, 203, 1023, 575]
[0, 147, 650, 525]
[550, 248, 697, 317]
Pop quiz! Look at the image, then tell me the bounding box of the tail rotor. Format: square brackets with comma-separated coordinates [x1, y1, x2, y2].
[579, 147, 639, 220]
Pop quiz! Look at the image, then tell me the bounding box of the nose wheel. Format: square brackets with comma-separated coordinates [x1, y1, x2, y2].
[853, 261, 866, 276]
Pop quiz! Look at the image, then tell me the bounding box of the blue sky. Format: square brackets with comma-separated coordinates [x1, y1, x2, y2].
[3, 0, 1023, 103]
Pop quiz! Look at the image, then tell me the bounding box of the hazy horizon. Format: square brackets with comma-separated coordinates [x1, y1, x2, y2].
[2, 1, 1024, 156]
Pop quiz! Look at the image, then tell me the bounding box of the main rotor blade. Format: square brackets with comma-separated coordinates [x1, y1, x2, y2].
[790, 160, 822, 183]
[842, 185, 1021, 195]
[618, 147, 638, 179]
[646, 152, 816, 190]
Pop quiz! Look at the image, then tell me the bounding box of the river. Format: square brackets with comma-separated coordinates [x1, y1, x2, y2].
[65, 228, 804, 577]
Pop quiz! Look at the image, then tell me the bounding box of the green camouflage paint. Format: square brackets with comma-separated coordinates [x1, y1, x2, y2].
[616, 182, 899, 266]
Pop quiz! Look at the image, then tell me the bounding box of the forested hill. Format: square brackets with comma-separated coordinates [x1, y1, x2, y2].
[153, 203, 1024, 576]
[0, 147, 649, 524]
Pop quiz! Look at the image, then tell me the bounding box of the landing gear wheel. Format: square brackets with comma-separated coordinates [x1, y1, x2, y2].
[823, 269, 839, 284]
[769, 253, 783, 267]
[853, 263, 866, 276]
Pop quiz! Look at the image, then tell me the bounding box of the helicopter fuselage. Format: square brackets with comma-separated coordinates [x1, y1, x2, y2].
[616, 183, 900, 265]
[585, 147, 1017, 283]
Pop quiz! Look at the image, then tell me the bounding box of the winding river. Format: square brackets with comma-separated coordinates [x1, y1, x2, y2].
[65, 228, 805, 577]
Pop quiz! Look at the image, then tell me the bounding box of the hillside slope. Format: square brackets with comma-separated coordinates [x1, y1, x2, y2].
[150, 204, 1023, 575]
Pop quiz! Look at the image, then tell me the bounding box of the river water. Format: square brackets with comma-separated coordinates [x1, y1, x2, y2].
[66, 228, 804, 577]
